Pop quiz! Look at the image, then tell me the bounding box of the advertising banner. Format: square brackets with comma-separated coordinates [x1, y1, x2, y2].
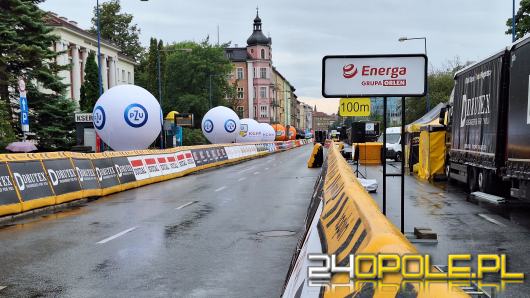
[143, 156, 164, 177]
[184, 151, 196, 169]
[8, 161, 53, 201]
[127, 157, 150, 180]
[112, 157, 136, 184]
[507, 41, 530, 162]
[322, 54, 427, 97]
[164, 154, 181, 174]
[452, 53, 503, 155]
[175, 152, 188, 170]
[155, 155, 171, 174]
[43, 159, 81, 195]
[191, 149, 209, 166]
[217, 147, 228, 161]
[0, 162, 20, 206]
[72, 159, 100, 190]
[92, 158, 120, 188]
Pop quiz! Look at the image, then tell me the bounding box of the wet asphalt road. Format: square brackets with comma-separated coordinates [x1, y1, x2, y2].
[0, 146, 318, 298]
[360, 160, 530, 297]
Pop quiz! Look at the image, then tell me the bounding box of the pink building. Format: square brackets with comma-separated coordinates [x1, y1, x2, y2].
[225, 11, 282, 123]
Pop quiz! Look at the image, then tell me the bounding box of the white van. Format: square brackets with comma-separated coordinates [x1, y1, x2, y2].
[378, 127, 402, 161]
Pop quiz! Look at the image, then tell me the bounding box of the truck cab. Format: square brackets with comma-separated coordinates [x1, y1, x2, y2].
[378, 127, 402, 161]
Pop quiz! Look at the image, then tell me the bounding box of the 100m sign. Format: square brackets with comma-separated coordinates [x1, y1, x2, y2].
[339, 98, 371, 116]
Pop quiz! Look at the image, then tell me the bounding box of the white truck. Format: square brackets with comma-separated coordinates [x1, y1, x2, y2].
[378, 127, 402, 161]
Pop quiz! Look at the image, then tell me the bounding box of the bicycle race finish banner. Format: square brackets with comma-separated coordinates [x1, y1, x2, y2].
[322, 54, 427, 97]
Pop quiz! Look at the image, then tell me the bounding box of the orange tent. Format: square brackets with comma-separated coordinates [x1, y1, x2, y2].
[272, 124, 286, 141]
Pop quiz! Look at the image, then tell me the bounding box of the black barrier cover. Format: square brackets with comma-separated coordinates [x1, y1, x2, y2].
[192, 149, 209, 166]
[9, 161, 54, 201]
[0, 162, 20, 205]
[43, 159, 81, 195]
[72, 159, 100, 190]
[206, 149, 215, 163]
[112, 157, 136, 184]
[452, 51, 505, 156]
[92, 158, 120, 188]
[217, 147, 228, 161]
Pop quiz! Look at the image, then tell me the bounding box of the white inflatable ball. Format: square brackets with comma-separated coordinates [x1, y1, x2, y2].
[259, 123, 276, 142]
[201, 106, 240, 144]
[92, 85, 162, 151]
[237, 118, 261, 143]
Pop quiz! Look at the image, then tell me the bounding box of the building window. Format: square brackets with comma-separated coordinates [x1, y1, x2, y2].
[237, 106, 244, 118]
[237, 87, 244, 99]
[127, 72, 131, 84]
[122, 69, 125, 82]
[254, 87, 257, 99]
[260, 105, 268, 118]
[260, 49, 265, 59]
[259, 86, 267, 98]
[260, 67, 267, 79]
[254, 106, 257, 118]
[237, 68, 244, 80]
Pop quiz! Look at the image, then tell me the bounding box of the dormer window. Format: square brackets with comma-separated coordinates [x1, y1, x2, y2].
[260, 49, 265, 59]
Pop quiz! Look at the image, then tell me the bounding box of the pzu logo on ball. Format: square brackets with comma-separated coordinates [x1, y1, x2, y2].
[124, 103, 148, 128]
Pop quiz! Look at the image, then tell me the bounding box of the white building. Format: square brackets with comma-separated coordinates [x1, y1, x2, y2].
[46, 12, 136, 108]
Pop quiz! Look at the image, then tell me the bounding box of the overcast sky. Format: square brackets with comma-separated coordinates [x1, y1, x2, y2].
[40, 0, 514, 114]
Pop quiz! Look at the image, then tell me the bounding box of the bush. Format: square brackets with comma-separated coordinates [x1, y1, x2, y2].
[182, 128, 209, 146]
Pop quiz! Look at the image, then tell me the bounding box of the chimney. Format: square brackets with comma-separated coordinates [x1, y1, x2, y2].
[234, 44, 238, 48]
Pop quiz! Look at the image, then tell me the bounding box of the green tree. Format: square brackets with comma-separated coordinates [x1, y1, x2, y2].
[404, 59, 471, 124]
[90, 0, 142, 60]
[163, 38, 233, 126]
[0, 0, 74, 150]
[79, 51, 99, 112]
[506, 0, 530, 40]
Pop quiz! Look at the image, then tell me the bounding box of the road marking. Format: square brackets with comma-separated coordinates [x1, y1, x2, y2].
[238, 166, 255, 173]
[478, 214, 507, 227]
[97, 227, 137, 244]
[215, 186, 227, 192]
[238, 177, 246, 182]
[0, 286, 6, 291]
[175, 201, 198, 210]
[253, 171, 260, 175]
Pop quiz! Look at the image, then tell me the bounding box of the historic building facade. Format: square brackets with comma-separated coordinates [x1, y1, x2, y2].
[225, 11, 302, 128]
[45, 12, 136, 109]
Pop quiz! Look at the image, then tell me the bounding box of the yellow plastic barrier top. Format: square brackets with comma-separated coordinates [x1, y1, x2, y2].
[320, 142, 468, 298]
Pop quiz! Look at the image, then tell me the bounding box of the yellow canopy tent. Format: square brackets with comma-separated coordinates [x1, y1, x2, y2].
[404, 103, 446, 174]
[418, 125, 446, 180]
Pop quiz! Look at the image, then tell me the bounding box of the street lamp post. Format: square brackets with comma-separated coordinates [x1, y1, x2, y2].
[512, 0, 515, 42]
[96, 0, 103, 96]
[399, 36, 429, 112]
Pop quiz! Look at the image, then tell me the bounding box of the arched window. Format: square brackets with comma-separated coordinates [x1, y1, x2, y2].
[260, 49, 265, 59]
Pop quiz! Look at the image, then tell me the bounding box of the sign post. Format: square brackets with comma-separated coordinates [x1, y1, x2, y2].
[18, 79, 29, 140]
[322, 54, 427, 234]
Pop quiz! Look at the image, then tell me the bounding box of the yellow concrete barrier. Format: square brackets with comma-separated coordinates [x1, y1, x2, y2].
[307, 143, 323, 168]
[0, 141, 309, 219]
[319, 143, 467, 298]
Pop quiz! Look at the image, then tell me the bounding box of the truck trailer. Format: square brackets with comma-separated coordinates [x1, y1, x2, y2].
[446, 36, 530, 201]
